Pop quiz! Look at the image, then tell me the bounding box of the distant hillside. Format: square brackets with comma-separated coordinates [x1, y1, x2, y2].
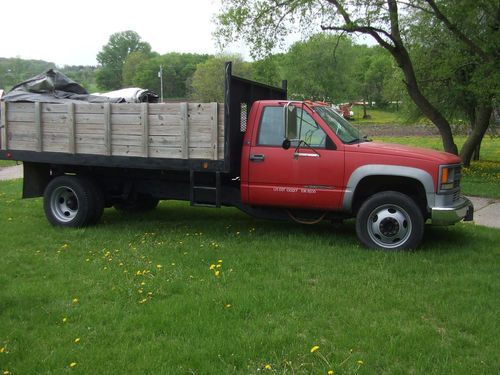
[0, 57, 97, 92]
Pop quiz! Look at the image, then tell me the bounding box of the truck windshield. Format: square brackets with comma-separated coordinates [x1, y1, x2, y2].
[314, 106, 367, 144]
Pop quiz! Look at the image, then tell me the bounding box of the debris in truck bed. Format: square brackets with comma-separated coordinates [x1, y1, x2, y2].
[1, 69, 156, 104]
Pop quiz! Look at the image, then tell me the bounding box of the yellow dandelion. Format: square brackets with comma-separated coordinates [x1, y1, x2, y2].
[264, 364, 272, 370]
[62, 317, 68, 323]
[209, 264, 216, 270]
[140, 281, 146, 286]
[139, 298, 148, 304]
[156, 264, 162, 269]
[72, 298, 78, 304]
[0, 347, 5, 353]
[217, 259, 223, 263]
[225, 304, 232, 308]
[69, 362, 77, 368]
[310, 345, 320, 353]
[74, 338, 80, 344]
[3, 370, 11, 375]
[328, 370, 334, 375]
[214, 270, 220, 277]
[357, 360, 364, 365]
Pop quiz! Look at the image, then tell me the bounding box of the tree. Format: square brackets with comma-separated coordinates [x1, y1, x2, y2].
[251, 54, 284, 87]
[96, 30, 152, 90]
[132, 53, 209, 99]
[190, 55, 252, 102]
[280, 34, 364, 102]
[216, 1, 499, 164]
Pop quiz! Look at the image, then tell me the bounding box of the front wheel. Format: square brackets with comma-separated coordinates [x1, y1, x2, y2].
[356, 191, 424, 250]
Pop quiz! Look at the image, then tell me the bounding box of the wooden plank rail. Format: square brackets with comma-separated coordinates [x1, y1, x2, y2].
[4, 102, 225, 160]
[1, 102, 7, 150]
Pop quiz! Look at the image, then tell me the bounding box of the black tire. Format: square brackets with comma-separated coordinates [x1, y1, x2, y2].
[114, 194, 159, 213]
[355, 191, 424, 250]
[43, 175, 97, 227]
[86, 178, 105, 224]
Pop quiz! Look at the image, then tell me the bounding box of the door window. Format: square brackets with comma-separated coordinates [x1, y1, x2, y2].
[258, 106, 327, 148]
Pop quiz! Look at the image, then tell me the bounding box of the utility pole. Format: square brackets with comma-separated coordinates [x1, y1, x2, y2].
[158, 64, 163, 103]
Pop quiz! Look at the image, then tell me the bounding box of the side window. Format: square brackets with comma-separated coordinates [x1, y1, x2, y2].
[258, 106, 284, 146]
[297, 109, 327, 148]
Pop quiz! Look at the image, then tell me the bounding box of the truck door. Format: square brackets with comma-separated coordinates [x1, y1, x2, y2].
[246, 105, 344, 210]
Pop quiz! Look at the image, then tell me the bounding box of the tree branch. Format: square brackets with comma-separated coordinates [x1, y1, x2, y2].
[323, 0, 397, 52]
[424, 0, 488, 60]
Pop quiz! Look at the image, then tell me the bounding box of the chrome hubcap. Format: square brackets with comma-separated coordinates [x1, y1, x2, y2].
[367, 204, 412, 248]
[50, 186, 79, 222]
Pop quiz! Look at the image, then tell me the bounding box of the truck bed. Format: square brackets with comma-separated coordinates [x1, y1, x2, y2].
[1, 101, 224, 161]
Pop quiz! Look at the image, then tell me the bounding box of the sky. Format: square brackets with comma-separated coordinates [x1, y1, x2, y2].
[0, 0, 253, 66]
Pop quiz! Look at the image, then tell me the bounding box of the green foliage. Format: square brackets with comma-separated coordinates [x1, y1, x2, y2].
[132, 53, 209, 99]
[122, 51, 150, 87]
[282, 34, 363, 102]
[1, 179, 499, 373]
[191, 54, 252, 102]
[251, 54, 284, 87]
[96, 31, 153, 91]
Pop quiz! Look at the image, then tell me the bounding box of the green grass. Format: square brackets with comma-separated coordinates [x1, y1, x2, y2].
[374, 136, 500, 198]
[351, 107, 406, 125]
[0, 160, 18, 167]
[1, 179, 499, 374]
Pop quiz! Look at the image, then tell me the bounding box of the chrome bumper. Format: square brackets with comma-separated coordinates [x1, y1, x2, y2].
[431, 196, 474, 226]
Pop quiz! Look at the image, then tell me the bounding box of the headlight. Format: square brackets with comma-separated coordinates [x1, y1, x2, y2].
[439, 164, 461, 192]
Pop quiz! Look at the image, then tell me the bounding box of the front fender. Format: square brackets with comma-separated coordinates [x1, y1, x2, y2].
[342, 165, 435, 212]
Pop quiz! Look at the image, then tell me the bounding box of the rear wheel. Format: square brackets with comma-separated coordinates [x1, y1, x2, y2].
[355, 191, 424, 250]
[43, 175, 97, 227]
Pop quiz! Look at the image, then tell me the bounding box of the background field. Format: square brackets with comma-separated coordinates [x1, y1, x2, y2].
[0, 178, 499, 374]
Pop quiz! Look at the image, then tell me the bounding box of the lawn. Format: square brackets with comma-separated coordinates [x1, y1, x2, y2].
[0, 179, 499, 374]
[0, 160, 18, 168]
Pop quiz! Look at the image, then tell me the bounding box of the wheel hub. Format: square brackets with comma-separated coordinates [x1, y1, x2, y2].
[367, 205, 412, 249]
[379, 217, 400, 237]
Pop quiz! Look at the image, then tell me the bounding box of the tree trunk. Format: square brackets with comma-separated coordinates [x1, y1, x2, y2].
[460, 105, 492, 166]
[391, 48, 458, 154]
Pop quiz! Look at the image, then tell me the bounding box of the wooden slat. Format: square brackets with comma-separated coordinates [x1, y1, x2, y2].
[3, 101, 226, 161]
[141, 103, 149, 157]
[67, 103, 76, 154]
[35, 102, 42, 152]
[1, 102, 8, 149]
[180, 102, 189, 159]
[211, 102, 218, 160]
[104, 103, 111, 156]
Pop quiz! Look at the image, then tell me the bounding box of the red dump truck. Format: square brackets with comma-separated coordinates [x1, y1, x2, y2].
[0, 63, 473, 250]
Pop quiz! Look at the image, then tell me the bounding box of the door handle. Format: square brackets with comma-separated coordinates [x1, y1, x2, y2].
[250, 154, 265, 162]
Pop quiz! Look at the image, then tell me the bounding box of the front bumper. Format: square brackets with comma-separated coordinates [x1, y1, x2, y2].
[431, 196, 474, 226]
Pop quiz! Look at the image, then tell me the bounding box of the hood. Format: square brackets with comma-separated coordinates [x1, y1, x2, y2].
[349, 141, 462, 164]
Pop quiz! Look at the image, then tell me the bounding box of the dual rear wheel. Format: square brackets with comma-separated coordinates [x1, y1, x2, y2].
[43, 175, 158, 227]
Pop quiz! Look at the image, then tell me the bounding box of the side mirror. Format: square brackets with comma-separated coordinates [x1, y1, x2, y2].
[282, 138, 291, 150]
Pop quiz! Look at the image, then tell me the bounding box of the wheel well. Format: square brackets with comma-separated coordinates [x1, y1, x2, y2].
[352, 175, 428, 218]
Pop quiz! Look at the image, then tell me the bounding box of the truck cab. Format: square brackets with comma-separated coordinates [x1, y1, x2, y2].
[241, 100, 473, 250]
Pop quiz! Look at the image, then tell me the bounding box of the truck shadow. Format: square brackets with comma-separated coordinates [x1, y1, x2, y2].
[97, 202, 478, 253]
